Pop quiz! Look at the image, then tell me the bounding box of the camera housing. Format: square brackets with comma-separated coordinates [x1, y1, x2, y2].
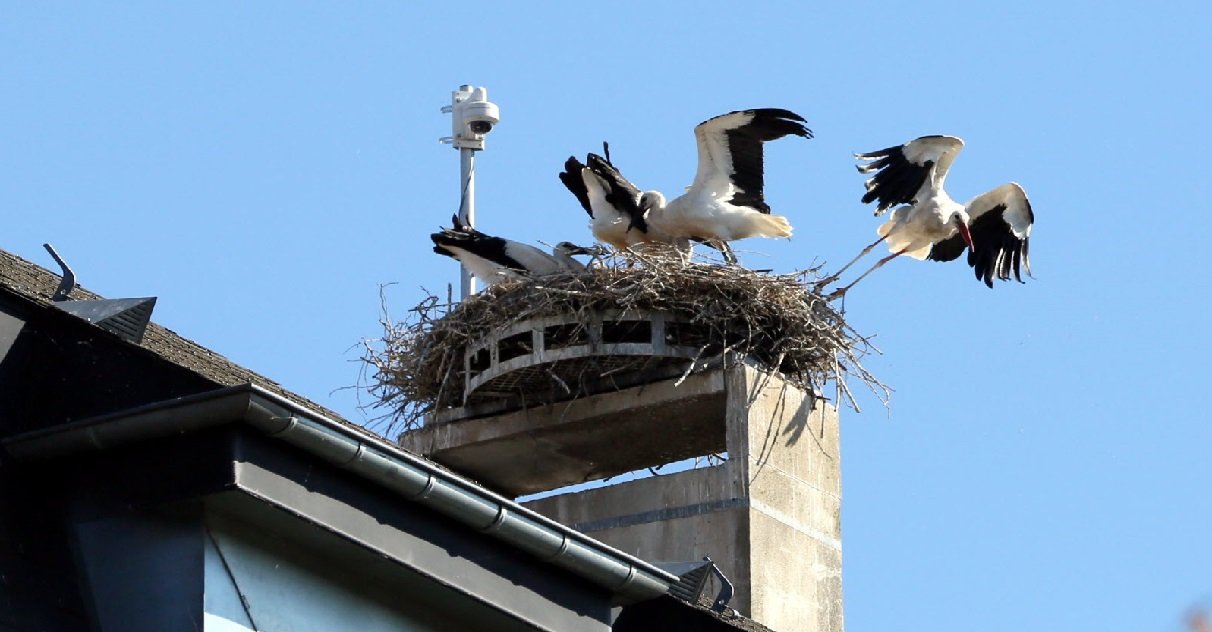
[449, 86, 501, 150]
[462, 100, 500, 136]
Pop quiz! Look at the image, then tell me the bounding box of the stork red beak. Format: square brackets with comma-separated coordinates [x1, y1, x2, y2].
[958, 222, 975, 251]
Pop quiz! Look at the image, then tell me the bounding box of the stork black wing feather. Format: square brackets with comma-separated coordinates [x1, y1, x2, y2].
[558, 156, 593, 217]
[859, 149, 932, 213]
[586, 153, 649, 233]
[927, 233, 968, 262]
[430, 225, 527, 272]
[724, 109, 812, 214]
[965, 205, 1030, 287]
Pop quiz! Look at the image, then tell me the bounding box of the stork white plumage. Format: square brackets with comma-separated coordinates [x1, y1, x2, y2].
[639, 108, 812, 262]
[431, 215, 599, 287]
[558, 151, 678, 251]
[825, 135, 1035, 297]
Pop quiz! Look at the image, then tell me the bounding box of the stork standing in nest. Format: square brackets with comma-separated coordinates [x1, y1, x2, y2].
[559, 149, 685, 252]
[562, 108, 812, 263]
[431, 215, 600, 287]
[640, 108, 811, 263]
[825, 135, 1035, 298]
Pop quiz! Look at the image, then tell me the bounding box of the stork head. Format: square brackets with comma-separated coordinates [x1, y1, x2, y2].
[553, 242, 603, 257]
[639, 191, 666, 214]
[951, 212, 975, 251]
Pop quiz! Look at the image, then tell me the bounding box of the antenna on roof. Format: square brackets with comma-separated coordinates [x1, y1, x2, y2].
[43, 243, 76, 301]
[439, 85, 501, 299]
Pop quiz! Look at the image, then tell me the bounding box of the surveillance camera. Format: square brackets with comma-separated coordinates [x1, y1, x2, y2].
[446, 85, 501, 150]
[462, 101, 500, 136]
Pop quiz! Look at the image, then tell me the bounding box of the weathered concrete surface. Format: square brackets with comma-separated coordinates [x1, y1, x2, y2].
[399, 369, 727, 495]
[403, 363, 843, 631]
[526, 365, 843, 632]
[728, 366, 843, 632]
[524, 466, 754, 611]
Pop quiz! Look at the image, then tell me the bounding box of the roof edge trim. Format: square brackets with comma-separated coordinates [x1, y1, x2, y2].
[2, 384, 676, 604]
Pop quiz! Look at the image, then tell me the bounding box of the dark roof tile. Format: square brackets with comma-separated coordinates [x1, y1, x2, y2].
[0, 249, 360, 434]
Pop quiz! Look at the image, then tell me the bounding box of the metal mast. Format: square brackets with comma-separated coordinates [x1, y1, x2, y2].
[440, 85, 500, 299]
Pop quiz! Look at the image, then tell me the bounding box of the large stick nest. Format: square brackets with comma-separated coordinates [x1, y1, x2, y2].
[361, 250, 884, 434]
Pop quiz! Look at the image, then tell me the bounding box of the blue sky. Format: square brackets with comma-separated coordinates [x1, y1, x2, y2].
[4, 2, 1210, 630]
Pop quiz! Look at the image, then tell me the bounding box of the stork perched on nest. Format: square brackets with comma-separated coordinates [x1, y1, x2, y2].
[825, 135, 1035, 298]
[641, 108, 811, 262]
[562, 108, 812, 263]
[559, 149, 683, 251]
[430, 215, 600, 286]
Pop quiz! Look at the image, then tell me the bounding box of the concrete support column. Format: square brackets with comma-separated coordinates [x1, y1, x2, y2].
[524, 365, 842, 632]
[402, 363, 843, 632]
[724, 365, 843, 631]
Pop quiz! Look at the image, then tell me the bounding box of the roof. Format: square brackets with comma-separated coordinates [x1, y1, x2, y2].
[4, 383, 679, 605]
[0, 247, 679, 607]
[0, 248, 349, 427]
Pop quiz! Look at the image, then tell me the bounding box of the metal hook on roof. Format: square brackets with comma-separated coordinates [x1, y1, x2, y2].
[42, 243, 75, 302]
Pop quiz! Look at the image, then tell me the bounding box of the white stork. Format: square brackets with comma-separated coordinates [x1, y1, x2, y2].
[558, 151, 675, 251]
[825, 135, 1035, 297]
[430, 215, 599, 286]
[563, 147, 744, 262]
[637, 108, 812, 263]
[561, 109, 809, 263]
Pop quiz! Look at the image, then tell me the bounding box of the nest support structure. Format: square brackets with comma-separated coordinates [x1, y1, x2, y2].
[464, 309, 719, 405]
[363, 252, 883, 434]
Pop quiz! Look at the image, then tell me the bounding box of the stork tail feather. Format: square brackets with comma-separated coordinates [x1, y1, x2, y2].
[740, 212, 793, 239]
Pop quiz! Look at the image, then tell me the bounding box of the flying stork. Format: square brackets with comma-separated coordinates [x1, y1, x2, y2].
[430, 215, 600, 287]
[635, 108, 812, 263]
[825, 135, 1035, 297]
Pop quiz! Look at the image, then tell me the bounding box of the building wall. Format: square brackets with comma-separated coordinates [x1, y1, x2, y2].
[0, 466, 88, 631]
[70, 499, 562, 632]
[204, 515, 458, 632]
[525, 365, 844, 632]
[526, 466, 754, 612]
[0, 307, 88, 631]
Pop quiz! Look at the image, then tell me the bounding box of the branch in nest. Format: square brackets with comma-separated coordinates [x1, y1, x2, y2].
[360, 248, 887, 437]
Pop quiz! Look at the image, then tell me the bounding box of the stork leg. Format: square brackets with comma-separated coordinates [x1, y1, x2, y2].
[687, 237, 736, 264]
[714, 240, 737, 264]
[827, 247, 907, 299]
[818, 236, 886, 287]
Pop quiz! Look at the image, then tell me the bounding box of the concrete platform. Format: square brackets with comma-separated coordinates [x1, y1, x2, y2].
[399, 368, 730, 496]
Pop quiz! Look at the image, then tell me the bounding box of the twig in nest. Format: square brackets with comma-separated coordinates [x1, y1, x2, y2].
[675, 344, 709, 388]
[360, 248, 886, 437]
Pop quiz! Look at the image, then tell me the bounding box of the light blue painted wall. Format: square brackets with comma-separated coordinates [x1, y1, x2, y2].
[203, 522, 446, 632]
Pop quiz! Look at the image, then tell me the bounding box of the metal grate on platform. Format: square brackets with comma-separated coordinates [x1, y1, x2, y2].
[462, 309, 708, 405]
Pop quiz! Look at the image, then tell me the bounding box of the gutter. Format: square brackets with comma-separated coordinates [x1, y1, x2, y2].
[2, 383, 677, 604]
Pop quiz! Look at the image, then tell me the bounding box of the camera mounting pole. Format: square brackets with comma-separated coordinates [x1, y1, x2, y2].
[440, 85, 500, 299]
